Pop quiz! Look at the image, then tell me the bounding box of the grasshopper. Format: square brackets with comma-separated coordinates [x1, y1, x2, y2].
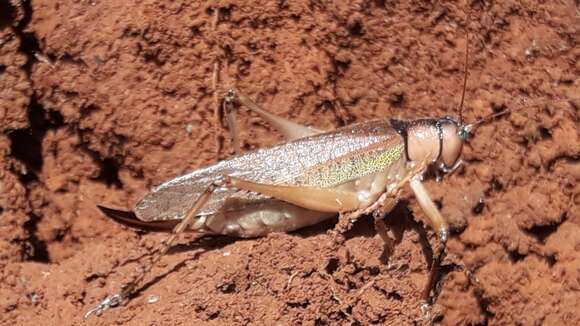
[84, 25, 546, 319]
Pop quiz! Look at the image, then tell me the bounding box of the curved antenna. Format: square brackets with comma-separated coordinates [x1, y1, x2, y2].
[458, 97, 579, 140]
[457, 7, 471, 125]
[463, 109, 510, 132]
[459, 109, 509, 140]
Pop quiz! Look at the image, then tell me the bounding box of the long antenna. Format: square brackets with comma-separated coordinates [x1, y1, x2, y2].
[458, 98, 579, 139]
[457, 6, 471, 125]
[470, 109, 511, 128]
[459, 109, 510, 139]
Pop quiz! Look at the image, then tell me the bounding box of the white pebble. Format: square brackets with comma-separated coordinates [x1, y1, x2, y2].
[147, 295, 160, 304]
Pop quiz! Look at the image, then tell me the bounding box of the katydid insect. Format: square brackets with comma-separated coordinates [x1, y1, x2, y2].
[83, 21, 572, 319]
[86, 81, 513, 318]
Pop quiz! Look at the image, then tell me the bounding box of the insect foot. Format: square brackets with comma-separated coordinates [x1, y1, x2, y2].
[419, 301, 440, 323]
[84, 293, 124, 319]
[224, 88, 237, 104]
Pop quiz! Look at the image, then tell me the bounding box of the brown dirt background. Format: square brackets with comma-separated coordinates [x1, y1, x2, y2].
[1, 0, 579, 325]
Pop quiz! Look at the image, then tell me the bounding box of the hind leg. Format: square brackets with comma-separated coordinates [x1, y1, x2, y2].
[85, 184, 217, 318]
[223, 90, 325, 155]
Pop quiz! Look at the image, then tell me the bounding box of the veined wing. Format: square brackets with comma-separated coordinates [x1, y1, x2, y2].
[135, 120, 404, 221]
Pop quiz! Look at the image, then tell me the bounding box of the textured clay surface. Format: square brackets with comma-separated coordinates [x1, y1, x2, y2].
[1, 0, 579, 325]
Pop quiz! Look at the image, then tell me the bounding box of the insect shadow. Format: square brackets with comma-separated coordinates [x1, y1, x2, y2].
[129, 235, 237, 299]
[127, 201, 434, 300]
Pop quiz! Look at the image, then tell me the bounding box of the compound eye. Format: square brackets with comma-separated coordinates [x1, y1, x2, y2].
[458, 125, 472, 140]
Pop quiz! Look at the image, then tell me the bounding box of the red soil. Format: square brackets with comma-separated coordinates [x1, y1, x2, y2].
[1, 1, 578, 325]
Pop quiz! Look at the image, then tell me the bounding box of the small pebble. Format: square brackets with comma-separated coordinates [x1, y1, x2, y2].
[147, 295, 160, 304]
[30, 293, 40, 305]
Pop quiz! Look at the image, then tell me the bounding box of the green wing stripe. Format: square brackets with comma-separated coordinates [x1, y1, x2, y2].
[303, 143, 404, 187]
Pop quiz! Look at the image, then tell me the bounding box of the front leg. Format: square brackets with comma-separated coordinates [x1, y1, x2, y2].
[409, 177, 449, 308]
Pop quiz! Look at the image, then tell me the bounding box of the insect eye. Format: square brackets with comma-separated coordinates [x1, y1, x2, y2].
[458, 127, 470, 140]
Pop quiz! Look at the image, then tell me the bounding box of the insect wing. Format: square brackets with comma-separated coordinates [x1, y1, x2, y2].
[135, 120, 403, 222]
